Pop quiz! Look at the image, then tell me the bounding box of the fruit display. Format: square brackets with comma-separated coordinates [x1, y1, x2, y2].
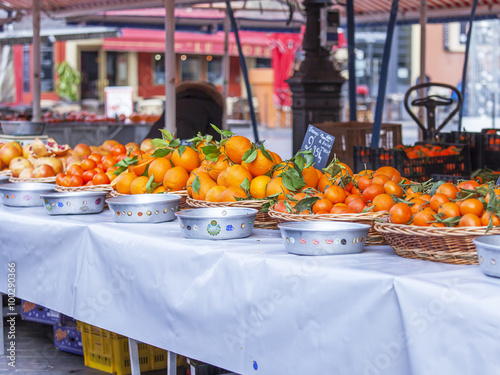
[1, 138, 71, 179]
[394, 143, 461, 159]
[0, 111, 160, 124]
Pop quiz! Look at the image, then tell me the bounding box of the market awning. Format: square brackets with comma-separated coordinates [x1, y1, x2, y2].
[334, 0, 500, 24]
[0, 25, 120, 45]
[103, 27, 276, 57]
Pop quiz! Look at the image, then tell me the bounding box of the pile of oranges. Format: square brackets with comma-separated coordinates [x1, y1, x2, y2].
[271, 164, 408, 215]
[55, 140, 154, 189]
[388, 180, 500, 227]
[395, 143, 461, 159]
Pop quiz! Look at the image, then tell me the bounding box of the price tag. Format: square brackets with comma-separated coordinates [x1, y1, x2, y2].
[300, 124, 335, 169]
[496, 176, 500, 187]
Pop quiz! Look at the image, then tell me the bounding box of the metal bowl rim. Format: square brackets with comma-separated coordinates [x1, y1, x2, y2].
[175, 207, 258, 219]
[40, 191, 108, 199]
[0, 182, 56, 191]
[473, 235, 500, 252]
[278, 221, 371, 231]
[106, 194, 181, 205]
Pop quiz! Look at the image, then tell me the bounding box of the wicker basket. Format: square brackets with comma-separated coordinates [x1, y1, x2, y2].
[374, 222, 500, 265]
[9, 176, 56, 183]
[55, 184, 114, 199]
[0, 169, 11, 176]
[268, 208, 387, 245]
[185, 197, 276, 229]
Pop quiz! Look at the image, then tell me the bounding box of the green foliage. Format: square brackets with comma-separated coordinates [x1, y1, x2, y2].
[55, 61, 82, 102]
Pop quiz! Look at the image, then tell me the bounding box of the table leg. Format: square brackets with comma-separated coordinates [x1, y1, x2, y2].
[128, 338, 141, 375]
[167, 351, 177, 375]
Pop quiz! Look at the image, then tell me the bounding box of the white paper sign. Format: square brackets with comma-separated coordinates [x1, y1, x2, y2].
[104, 86, 134, 118]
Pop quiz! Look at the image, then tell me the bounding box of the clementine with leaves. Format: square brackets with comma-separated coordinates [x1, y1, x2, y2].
[163, 166, 189, 191]
[171, 146, 200, 172]
[224, 135, 252, 164]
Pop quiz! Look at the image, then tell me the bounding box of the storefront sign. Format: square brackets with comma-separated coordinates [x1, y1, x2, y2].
[104, 86, 134, 118]
[300, 124, 335, 169]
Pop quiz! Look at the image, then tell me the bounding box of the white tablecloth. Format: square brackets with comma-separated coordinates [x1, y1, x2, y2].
[1, 204, 500, 375]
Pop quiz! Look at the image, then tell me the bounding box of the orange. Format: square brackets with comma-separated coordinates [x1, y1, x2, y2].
[69, 175, 84, 187]
[225, 136, 252, 164]
[249, 175, 272, 199]
[362, 183, 385, 203]
[318, 173, 333, 192]
[80, 158, 97, 171]
[152, 186, 166, 194]
[101, 140, 121, 153]
[413, 210, 436, 226]
[205, 185, 227, 202]
[389, 202, 413, 224]
[371, 174, 390, 187]
[371, 193, 395, 212]
[312, 199, 333, 214]
[191, 172, 217, 201]
[93, 172, 110, 185]
[436, 182, 459, 200]
[383, 180, 404, 197]
[429, 193, 450, 212]
[246, 149, 277, 177]
[171, 146, 200, 172]
[111, 144, 127, 157]
[131, 158, 155, 177]
[324, 185, 346, 205]
[113, 172, 137, 194]
[481, 211, 500, 226]
[458, 213, 482, 227]
[225, 165, 253, 188]
[220, 186, 248, 202]
[270, 151, 282, 164]
[206, 154, 231, 180]
[163, 166, 189, 191]
[302, 166, 319, 189]
[438, 202, 461, 219]
[148, 158, 172, 184]
[409, 197, 429, 214]
[217, 169, 228, 187]
[272, 162, 293, 178]
[130, 176, 150, 195]
[266, 177, 290, 200]
[357, 175, 373, 191]
[374, 166, 401, 183]
[459, 198, 484, 217]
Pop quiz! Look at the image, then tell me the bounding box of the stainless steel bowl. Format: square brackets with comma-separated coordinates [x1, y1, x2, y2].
[0, 182, 56, 207]
[40, 191, 107, 215]
[278, 221, 371, 256]
[106, 194, 181, 223]
[473, 235, 500, 278]
[1, 121, 46, 136]
[175, 207, 258, 240]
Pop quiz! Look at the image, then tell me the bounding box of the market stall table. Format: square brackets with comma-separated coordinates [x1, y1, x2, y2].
[1, 203, 500, 375]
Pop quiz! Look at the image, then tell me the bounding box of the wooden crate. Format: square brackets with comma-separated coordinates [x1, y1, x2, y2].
[312, 121, 402, 168]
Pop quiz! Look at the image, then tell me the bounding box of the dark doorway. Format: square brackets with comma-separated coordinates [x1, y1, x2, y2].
[80, 51, 99, 99]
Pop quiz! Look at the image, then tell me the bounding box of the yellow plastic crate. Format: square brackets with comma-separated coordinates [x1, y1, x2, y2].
[77, 322, 168, 375]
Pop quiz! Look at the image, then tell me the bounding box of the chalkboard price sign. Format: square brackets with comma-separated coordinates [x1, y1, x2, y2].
[300, 124, 335, 169]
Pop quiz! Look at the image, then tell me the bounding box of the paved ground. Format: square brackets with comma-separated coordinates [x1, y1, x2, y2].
[0, 317, 184, 375]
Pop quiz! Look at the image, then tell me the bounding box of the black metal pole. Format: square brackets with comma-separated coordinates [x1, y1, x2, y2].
[458, 0, 478, 134]
[225, 1, 260, 143]
[347, 0, 357, 122]
[370, 0, 399, 148]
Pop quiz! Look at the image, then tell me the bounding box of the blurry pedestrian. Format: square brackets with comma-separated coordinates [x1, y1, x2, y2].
[145, 81, 224, 140]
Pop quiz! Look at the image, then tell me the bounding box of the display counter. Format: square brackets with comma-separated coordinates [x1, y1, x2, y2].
[1, 204, 499, 375]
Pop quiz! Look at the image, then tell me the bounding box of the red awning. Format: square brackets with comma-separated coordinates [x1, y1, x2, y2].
[103, 28, 276, 58]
